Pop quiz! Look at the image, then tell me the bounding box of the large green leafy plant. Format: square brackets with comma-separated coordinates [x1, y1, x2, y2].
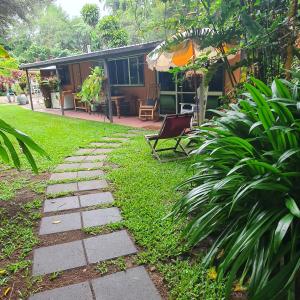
[78, 66, 105, 105]
[172, 77, 300, 299]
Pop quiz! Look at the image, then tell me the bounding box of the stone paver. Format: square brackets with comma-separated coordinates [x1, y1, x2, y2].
[90, 142, 121, 148]
[54, 162, 104, 171]
[84, 230, 137, 264]
[65, 155, 106, 163]
[32, 240, 86, 275]
[29, 282, 93, 300]
[92, 267, 161, 300]
[101, 137, 128, 142]
[43, 196, 79, 213]
[82, 207, 122, 228]
[78, 179, 108, 191]
[39, 212, 81, 235]
[77, 170, 104, 178]
[75, 148, 113, 155]
[47, 179, 108, 195]
[50, 170, 104, 182]
[79, 192, 114, 207]
[46, 182, 78, 195]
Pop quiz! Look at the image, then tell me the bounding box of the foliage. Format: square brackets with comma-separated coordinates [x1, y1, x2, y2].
[81, 4, 99, 28]
[92, 16, 129, 49]
[171, 77, 300, 299]
[79, 67, 105, 105]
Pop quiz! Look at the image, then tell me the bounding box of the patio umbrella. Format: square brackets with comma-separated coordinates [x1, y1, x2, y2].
[146, 32, 220, 125]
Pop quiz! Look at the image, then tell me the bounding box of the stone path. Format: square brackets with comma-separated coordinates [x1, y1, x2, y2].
[30, 130, 161, 299]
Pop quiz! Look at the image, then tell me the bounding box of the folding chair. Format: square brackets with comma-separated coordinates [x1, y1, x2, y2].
[145, 114, 193, 162]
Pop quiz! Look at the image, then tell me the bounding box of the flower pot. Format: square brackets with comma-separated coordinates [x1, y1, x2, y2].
[51, 92, 60, 109]
[17, 94, 28, 105]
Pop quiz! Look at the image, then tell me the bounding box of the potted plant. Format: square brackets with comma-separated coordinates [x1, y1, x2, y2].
[78, 66, 105, 112]
[16, 74, 28, 105]
[39, 79, 52, 108]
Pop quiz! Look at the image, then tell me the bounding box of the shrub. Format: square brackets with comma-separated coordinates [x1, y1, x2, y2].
[171, 77, 300, 299]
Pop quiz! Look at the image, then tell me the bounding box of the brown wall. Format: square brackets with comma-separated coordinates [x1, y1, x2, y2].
[224, 52, 242, 94]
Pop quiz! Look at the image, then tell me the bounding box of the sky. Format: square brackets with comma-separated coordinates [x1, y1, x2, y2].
[55, 0, 106, 17]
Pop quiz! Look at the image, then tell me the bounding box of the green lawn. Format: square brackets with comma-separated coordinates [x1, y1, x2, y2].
[0, 105, 225, 299]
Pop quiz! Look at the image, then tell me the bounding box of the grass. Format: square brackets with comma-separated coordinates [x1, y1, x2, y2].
[0, 105, 225, 299]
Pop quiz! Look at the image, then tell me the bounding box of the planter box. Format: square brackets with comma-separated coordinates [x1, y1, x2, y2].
[51, 92, 74, 109]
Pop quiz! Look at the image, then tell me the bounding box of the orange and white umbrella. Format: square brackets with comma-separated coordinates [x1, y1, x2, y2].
[146, 37, 219, 72]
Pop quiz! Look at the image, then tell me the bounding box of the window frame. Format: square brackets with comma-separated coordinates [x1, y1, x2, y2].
[108, 55, 145, 87]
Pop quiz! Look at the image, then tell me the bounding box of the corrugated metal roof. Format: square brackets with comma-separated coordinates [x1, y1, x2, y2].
[20, 41, 161, 70]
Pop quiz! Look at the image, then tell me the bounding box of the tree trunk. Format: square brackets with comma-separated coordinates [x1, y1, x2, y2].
[284, 0, 298, 79]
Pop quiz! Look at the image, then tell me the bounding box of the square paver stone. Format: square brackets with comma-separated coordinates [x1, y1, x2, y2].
[75, 148, 95, 155]
[92, 266, 161, 300]
[82, 207, 122, 228]
[32, 240, 86, 275]
[44, 196, 80, 213]
[102, 137, 128, 141]
[39, 212, 81, 235]
[46, 182, 78, 195]
[54, 163, 81, 171]
[83, 230, 137, 264]
[83, 155, 107, 161]
[90, 143, 120, 148]
[78, 179, 108, 191]
[93, 148, 113, 154]
[29, 281, 93, 300]
[50, 172, 77, 181]
[77, 170, 104, 179]
[79, 192, 114, 207]
[79, 162, 104, 168]
[65, 156, 90, 162]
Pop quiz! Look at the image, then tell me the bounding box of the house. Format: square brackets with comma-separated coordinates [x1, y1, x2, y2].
[20, 41, 240, 122]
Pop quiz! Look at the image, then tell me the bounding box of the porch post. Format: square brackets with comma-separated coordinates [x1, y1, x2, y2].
[103, 58, 113, 123]
[55, 66, 64, 116]
[25, 69, 34, 111]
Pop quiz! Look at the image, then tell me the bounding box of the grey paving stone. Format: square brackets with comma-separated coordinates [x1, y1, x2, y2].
[32, 240, 86, 275]
[90, 142, 120, 148]
[29, 281, 93, 300]
[83, 230, 137, 264]
[92, 266, 161, 300]
[79, 192, 114, 207]
[54, 163, 81, 171]
[102, 137, 128, 141]
[79, 162, 104, 169]
[74, 148, 95, 155]
[44, 196, 80, 213]
[39, 212, 81, 235]
[46, 182, 78, 195]
[65, 156, 90, 162]
[83, 155, 107, 161]
[78, 179, 108, 191]
[49, 172, 77, 181]
[77, 169, 104, 179]
[92, 148, 113, 154]
[82, 207, 122, 228]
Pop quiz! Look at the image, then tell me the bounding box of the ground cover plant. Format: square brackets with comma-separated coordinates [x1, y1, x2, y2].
[0, 105, 225, 299]
[172, 77, 300, 299]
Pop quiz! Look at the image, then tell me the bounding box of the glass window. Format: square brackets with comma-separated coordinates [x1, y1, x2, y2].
[108, 55, 144, 86]
[57, 65, 71, 86]
[158, 72, 175, 91]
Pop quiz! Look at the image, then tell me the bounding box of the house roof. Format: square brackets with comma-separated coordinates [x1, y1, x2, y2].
[20, 41, 161, 70]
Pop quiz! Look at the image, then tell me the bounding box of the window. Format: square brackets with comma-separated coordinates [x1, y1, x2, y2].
[57, 65, 71, 86]
[108, 55, 144, 85]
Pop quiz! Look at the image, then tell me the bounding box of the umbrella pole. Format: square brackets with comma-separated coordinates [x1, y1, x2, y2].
[192, 45, 200, 126]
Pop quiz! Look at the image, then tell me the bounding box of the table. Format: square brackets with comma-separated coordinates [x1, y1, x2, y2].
[111, 95, 125, 118]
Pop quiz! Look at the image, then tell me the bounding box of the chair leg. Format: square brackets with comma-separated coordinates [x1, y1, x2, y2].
[174, 138, 189, 156]
[145, 137, 161, 161]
